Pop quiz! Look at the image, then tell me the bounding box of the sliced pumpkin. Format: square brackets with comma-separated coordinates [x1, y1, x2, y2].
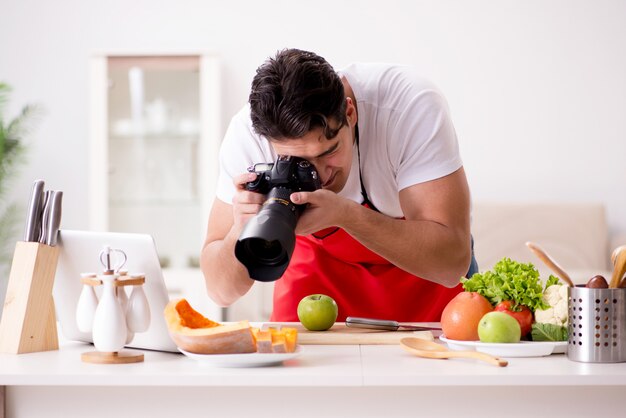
[282, 327, 298, 353]
[270, 329, 287, 353]
[164, 299, 256, 354]
[252, 327, 298, 353]
[252, 329, 273, 353]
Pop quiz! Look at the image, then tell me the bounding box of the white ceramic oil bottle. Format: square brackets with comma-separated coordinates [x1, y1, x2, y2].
[91, 274, 127, 352]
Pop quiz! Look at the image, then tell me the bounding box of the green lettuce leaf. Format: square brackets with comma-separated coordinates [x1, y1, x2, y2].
[460, 257, 559, 312]
[531, 323, 568, 342]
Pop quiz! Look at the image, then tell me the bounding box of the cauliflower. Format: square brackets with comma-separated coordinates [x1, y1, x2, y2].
[534, 284, 568, 326]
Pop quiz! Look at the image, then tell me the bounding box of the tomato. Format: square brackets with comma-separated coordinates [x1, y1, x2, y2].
[494, 301, 533, 337]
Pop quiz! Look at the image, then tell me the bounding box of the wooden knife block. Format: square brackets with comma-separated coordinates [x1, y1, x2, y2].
[0, 241, 59, 354]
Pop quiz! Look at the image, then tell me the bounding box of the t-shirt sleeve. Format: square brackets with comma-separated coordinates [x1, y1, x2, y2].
[215, 107, 274, 204]
[390, 89, 463, 192]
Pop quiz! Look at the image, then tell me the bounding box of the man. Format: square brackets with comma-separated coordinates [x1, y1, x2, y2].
[201, 48, 477, 322]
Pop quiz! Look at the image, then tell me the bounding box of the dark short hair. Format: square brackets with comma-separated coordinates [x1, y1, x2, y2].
[249, 48, 347, 141]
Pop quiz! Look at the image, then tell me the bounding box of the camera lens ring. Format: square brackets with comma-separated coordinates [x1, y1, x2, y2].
[241, 238, 288, 266]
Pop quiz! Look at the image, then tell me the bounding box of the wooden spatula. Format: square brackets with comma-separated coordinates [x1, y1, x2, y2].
[525, 241, 574, 287]
[400, 337, 508, 367]
[609, 246, 626, 288]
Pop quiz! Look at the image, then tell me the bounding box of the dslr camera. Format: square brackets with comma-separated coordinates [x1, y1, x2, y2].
[235, 155, 322, 282]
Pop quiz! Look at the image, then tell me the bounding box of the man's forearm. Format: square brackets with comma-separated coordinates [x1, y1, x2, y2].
[200, 229, 254, 306]
[339, 201, 471, 287]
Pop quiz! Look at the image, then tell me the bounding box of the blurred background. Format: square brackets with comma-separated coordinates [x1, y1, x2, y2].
[1, 0, 625, 320]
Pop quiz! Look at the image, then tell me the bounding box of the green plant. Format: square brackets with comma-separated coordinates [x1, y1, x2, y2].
[0, 82, 41, 269]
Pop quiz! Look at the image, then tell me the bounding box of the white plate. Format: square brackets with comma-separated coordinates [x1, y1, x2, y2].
[178, 346, 303, 367]
[439, 336, 567, 358]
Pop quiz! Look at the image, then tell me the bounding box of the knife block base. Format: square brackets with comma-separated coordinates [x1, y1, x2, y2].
[0, 241, 60, 354]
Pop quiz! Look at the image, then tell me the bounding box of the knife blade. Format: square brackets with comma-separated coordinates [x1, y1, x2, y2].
[345, 317, 441, 332]
[23, 180, 45, 242]
[45, 191, 63, 246]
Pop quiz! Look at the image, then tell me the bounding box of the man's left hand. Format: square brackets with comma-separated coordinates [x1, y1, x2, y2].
[290, 189, 356, 235]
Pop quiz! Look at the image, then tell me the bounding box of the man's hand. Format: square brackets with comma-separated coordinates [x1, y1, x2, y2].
[290, 189, 356, 235]
[231, 172, 265, 231]
[291, 168, 472, 288]
[200, 172, 266, 307]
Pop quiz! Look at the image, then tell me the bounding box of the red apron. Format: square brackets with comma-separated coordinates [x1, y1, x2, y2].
[270, 221, 463, 322]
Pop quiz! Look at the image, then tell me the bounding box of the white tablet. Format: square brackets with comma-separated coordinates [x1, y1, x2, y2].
[53, 230, 178, 352]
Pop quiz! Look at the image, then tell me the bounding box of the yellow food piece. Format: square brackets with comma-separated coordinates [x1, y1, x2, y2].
[282, 327, 298, 353]
[164, 299, 256, 354]
[253, 329, 273, 353]
[252, 327, 298, 353]
[271, 329, 287, 353]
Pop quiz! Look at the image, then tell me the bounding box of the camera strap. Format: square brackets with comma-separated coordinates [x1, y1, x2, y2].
[354, 124, 380, 213]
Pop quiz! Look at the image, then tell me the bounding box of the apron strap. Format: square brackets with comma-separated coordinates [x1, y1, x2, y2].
[353, 124, 478, 278]
[354, 124, 380, 212]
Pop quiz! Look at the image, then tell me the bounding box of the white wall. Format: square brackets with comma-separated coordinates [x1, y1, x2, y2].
[1, 0, 625, 242]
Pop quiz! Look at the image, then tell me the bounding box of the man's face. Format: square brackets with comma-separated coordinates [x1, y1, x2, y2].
[270, 97, 358, 193]
[270, 122, 354, 193]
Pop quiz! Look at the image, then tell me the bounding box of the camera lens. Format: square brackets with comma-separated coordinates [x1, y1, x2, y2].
[235, 187, 298, 282]
[243, 238, 287, 266]
[235, 157, 322, 282]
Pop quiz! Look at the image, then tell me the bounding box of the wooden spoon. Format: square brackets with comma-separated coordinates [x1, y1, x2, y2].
[608, 247, 626, 288]
[611, 245, 626, 266]
[525, 241, 575, 287]
[400, 337, 508, 367]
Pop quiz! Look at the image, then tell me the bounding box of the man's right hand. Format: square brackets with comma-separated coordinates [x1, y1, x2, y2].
[200, 173, 264, 307]
[232, 172, 265, 231]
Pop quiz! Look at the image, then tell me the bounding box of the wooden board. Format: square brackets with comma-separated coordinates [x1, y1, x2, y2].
[81, 350, 144, 364]
[264, 323, 435, 345]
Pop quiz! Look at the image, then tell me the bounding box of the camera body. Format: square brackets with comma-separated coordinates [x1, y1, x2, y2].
[235, 156, 322, 282]
[245, 155, 321, 196]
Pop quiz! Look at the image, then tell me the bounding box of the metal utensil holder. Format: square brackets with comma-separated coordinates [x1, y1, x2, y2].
[568, 286, 626, 363]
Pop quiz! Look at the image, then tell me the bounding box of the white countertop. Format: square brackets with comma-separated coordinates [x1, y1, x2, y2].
[4, 335, 626, 418]
[2, 338, 626, 388]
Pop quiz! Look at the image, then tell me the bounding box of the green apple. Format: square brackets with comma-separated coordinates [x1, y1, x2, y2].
[297, 294, 338, 331]
[478, 311, 521, 343]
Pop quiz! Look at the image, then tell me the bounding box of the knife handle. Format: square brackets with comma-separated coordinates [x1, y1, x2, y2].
[46, 191, 63, 246]
[345, 317, 399, 331]
[39, 190, 52, 244]
[24, 180, 45, 242]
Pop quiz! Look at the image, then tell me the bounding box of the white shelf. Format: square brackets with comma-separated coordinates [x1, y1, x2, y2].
[109, 133, 199, 141]
[89, 53, 221, 284]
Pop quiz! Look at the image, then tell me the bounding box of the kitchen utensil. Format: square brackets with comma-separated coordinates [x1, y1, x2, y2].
[45, 191, 63, 246]
[345, 316, 441, 332]
[0, 241, 60, 354]
[178, 346, 302, 367]
[23, 180, 45, 242]
[266, 323, 435, 345]
[611, 245, 626, 266]
[609, 247, 626, 289]
[99, 246, 128, 273]
[126, 274, 151, 333]
[439, 335, 566, 357]
[78, 271, 149, 364]
[92, 273, 128, 353]
[400, 337, 508, 367]
[568, 286, 626, 363]
[76, 273, 99, 333]
[525, 241, 574, 287]
[38, 190, 52, 244]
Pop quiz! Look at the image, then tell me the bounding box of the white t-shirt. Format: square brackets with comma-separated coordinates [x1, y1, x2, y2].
[215, 63, 462, 218]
